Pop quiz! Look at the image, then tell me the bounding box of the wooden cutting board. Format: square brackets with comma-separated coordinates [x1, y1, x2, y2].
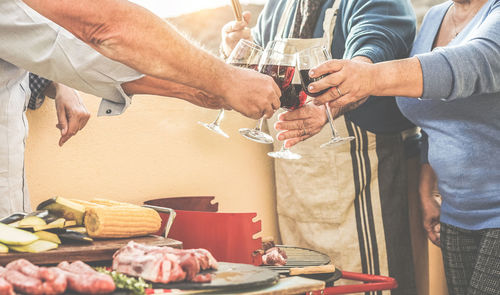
[0, 235, 182, 266]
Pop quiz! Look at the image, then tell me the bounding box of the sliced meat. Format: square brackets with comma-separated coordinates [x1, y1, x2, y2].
[191, 273, 212, 283]
[58, 261, 115, 294]
[2, 269, 44, 295]
[113, 241, 218, 284]
[6, 258, 55, 281]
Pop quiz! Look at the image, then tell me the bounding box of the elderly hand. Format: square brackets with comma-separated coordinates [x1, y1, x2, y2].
[308, 58, 377, 108]
[419, 163, 441, 247]
[53, 83, 90, 146]
[221, 11, 253, 57]
[274, 104, 327, 148]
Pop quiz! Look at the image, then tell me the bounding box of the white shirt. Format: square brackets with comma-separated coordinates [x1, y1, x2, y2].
[0, 0, 144, 216]
[0, 0, 144, 116]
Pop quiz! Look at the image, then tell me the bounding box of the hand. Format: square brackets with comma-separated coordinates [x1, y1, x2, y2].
[421, 192, 441, 247]
[274, 104, 327, 148]
[221, 11, 253, 57]
[223, 67, 281, 119]
[308, 59, 377, 108]
[419, 163, 441, 247]
[54, 83, 90, 146]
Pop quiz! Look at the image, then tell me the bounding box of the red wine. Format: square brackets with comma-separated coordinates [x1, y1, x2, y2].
[231, 63, 259, 71]
[260, 64, 305, 110]
[260, 64, 295, 92]
[299, 69, 329, 97]
[281, 84, 308, 110]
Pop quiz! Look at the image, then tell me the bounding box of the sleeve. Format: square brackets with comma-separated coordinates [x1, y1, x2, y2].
[340, 0, 417, 63]
[0, 0, 144, 116]
[28, 73, 51, 110]
[416, 1, 500, 101]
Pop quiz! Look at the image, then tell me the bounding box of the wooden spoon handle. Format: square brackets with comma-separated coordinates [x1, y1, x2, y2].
[289, 264, 336, 275]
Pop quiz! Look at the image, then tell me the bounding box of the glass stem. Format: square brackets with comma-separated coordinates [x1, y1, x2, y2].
[213, 109, 225, 126]
[255, 118, 264, 131]
[324, 102, 339, 138]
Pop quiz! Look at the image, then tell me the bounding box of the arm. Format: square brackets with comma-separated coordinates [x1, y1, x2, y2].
[311, 2, 500, 106]
[21, 0, 280, 118]
[121, 76, 231, 111]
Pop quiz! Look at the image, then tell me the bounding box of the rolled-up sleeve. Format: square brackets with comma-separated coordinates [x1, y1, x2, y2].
[0, 0, 144, 116]
[416, 3, 500, 101]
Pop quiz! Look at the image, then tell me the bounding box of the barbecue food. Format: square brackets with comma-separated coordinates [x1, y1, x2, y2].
[262, 247, 288, 266]
[113, 241, 218, 284]
[85, 205, 161, 238]
[0, 259, 115, 295]
[37, 197, 86, 225]
[58, 261, 116, 294]
[0, 222, 39, 246]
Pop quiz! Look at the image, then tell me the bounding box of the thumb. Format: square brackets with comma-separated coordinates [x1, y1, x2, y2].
[242, 11, 252, 24]
[56, 104, 68, 136]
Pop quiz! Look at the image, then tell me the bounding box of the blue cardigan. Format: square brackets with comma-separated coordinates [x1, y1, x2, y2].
[397, 0, 500, 230]
[252, 0, 416, 134]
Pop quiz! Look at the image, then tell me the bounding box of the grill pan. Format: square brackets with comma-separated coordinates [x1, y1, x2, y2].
[261, 245, 342, 286]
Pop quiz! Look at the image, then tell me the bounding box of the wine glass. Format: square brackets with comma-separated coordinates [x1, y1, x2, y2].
[259, 45, 304, 160]
[296, 46, 354, 147]
[198, 39, 263, 138]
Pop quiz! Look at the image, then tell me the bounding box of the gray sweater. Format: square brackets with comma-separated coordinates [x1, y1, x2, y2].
[397, 0, 500, 230]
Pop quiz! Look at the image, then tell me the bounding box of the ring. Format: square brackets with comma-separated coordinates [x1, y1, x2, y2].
[336, 87, 343, 97]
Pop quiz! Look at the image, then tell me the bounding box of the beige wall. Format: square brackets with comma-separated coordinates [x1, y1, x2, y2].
[25, 93, 280, 240]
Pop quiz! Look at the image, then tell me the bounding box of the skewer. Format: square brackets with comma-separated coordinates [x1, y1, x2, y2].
[230, 0, 243, 21]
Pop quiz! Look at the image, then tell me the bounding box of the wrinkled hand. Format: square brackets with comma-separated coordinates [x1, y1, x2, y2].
[419, 163, 441, 247]
[274, 103, 327, 148]
[54, 84, 90, 146]
[421, 192, 441, 247]
[192, 90, 232, 110]
[223, 67, 281, 119]
[221, 11, 253, 57]
[308, 59, 376, 108]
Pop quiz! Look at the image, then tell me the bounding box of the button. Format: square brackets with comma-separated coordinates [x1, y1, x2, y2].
[106, 109, 112, 114]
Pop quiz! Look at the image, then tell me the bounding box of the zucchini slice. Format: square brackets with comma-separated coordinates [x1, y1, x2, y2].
[37, 197, 86, 225]
[10, 240, 58, 253]
[0, 223, 39, 246]
[34, 231, 61, 244]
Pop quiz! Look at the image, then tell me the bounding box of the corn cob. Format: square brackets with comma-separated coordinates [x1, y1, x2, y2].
[84, 206, 162, 238]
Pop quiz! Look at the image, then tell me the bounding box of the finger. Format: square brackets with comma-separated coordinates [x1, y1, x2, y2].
[242, 11, 252, 24]
[274, 119, 305, 132]
[310, 59, 345, 78]
[285, 135, 311, 148]
[313, 85, 345, 106]
[78, 114, 90, 131]
[308, 73, 345, 95]
[56, 104, 68, 136]
[278, 108, 311, 122]
[263, 105, 275, 119]
[315, 88, 353, 107]
[61, 109, 80, 146]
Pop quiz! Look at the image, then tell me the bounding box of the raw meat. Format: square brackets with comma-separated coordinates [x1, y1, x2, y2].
[262, 247, 288, 266]
[113, 241, 218, 284]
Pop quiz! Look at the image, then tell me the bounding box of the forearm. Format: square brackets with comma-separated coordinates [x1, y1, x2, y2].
[373, 57, 423, 98]
[22, 0, 235, 98]
[122, 76, 226, 110]
[419, 163, 437, 198]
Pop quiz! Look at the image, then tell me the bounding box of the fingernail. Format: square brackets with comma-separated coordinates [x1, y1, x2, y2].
[276, 124, 281, 130]
[278, 134, 284, 140]
[308, 85, 314, 91]
[309, 70, 315, 76]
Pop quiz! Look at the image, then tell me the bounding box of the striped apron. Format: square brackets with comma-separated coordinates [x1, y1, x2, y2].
[266, 1, 417, 294]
